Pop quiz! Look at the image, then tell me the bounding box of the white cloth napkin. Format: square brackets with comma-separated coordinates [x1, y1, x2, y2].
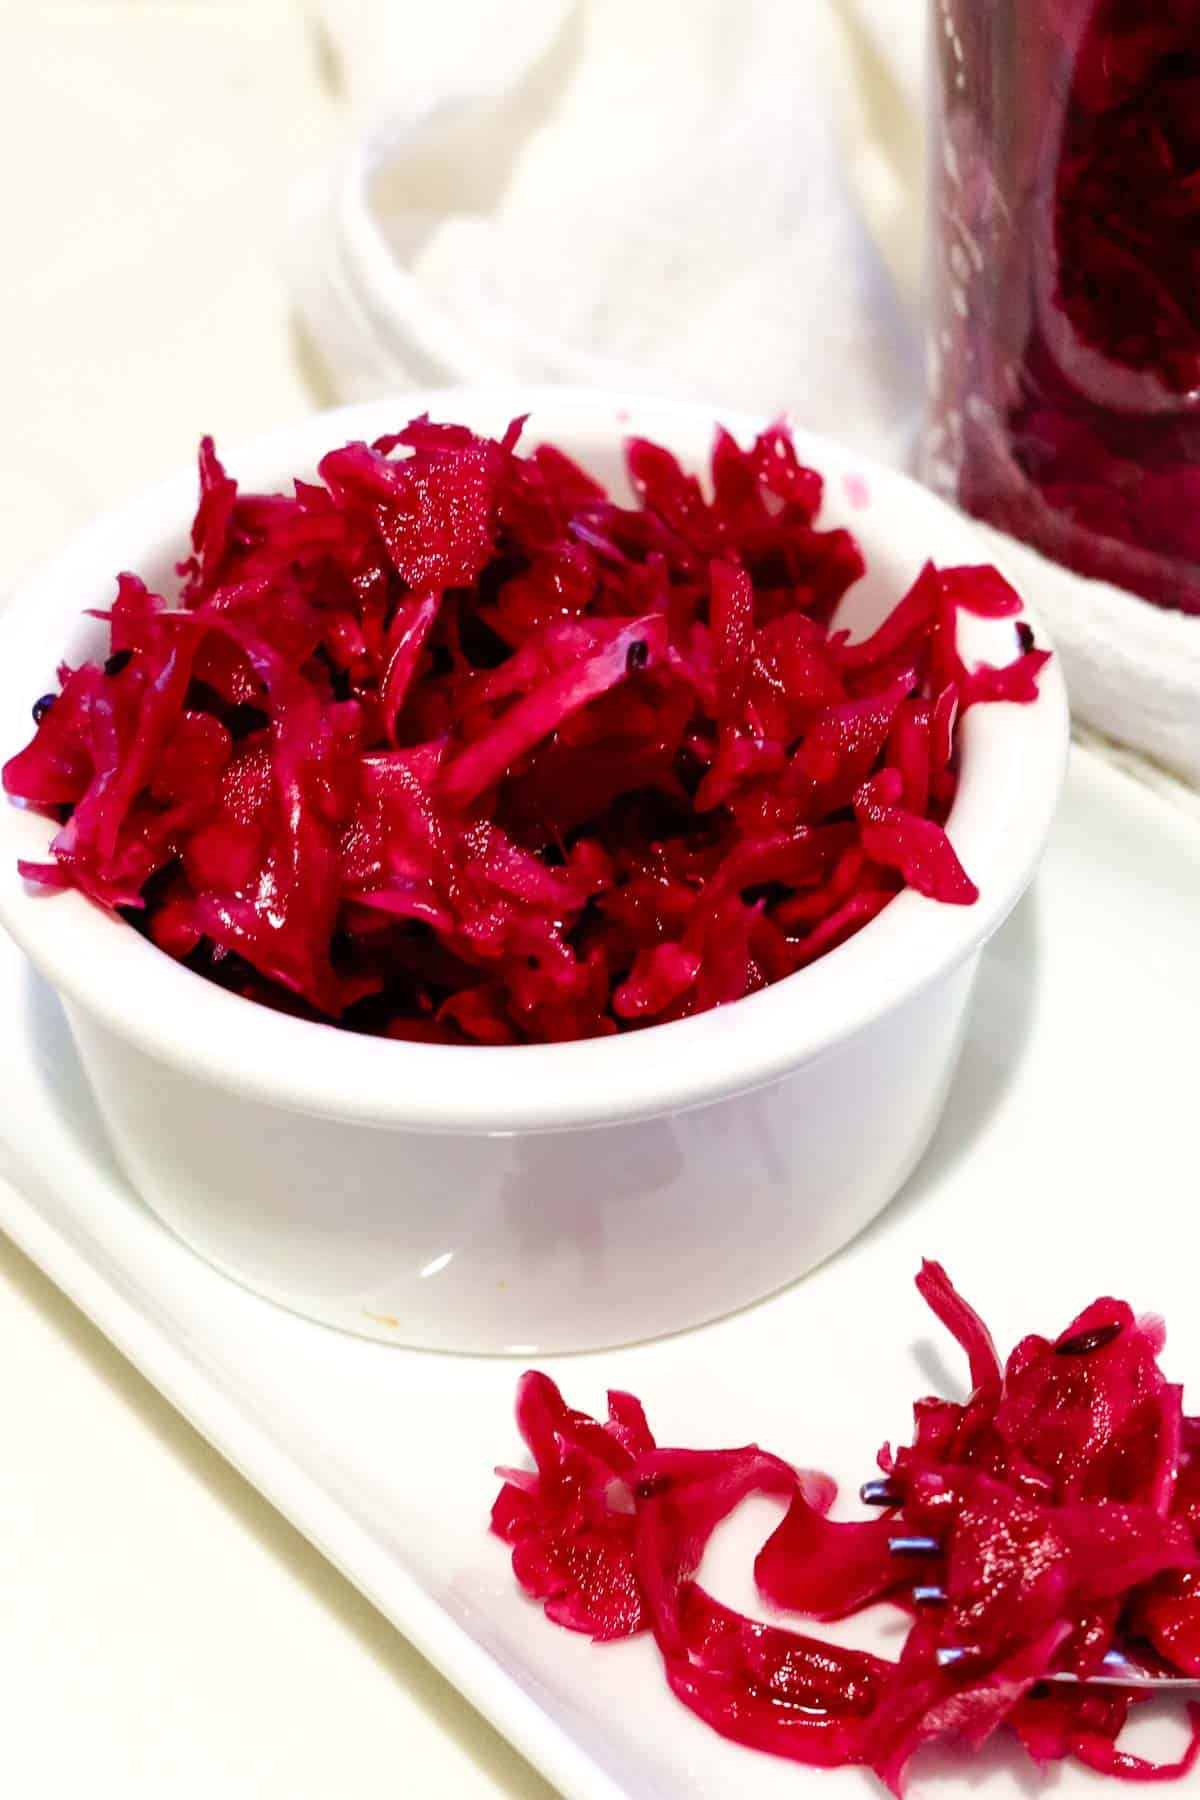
[294, 0, 1200, 793]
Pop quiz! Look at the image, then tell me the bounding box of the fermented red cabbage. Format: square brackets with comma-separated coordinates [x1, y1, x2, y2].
[927, 0, 1200, 614]
[493, 1266, 1200, 1790]
[4, 418, 1046, 1043]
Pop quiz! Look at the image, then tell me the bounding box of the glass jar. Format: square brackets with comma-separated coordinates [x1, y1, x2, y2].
[924, 0, 1200, 615]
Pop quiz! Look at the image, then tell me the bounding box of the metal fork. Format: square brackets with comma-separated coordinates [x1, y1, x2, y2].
[859, 1479, 1200, 1694]
[936, 1647, 1200, 1692]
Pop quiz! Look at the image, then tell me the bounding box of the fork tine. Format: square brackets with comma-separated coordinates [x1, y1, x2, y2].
[860, 1479, 901, 1508]
[935, 1645, 1200, 1691]
[912, 1585, 946, 1607]
[888, 1534, 942, 1558]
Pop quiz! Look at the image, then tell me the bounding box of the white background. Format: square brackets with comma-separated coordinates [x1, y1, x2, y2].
[0, 4, 552, 1794]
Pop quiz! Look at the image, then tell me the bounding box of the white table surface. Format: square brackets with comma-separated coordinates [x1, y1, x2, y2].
[0, 6, 554, 1795]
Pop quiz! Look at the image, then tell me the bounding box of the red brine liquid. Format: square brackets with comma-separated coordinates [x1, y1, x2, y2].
[924, 0, 1200, 615]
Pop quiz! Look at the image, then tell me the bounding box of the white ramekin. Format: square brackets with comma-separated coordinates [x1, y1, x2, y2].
[0, 390, 1069, 1353]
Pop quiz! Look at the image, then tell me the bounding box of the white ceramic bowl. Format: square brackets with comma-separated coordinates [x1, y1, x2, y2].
[0, 390, 1069, 1353]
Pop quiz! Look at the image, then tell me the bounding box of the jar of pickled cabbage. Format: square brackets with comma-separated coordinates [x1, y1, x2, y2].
[924, 0, 1200, 614]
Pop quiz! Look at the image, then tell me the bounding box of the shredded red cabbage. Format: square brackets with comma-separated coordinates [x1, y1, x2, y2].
[4, 418, 1045, 1043]
[492, 1265, 1200, 1791]
[929, 0, 1200, 614]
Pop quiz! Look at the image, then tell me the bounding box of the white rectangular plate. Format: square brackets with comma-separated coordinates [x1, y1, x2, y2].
[1, 745, 1197, 1800]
